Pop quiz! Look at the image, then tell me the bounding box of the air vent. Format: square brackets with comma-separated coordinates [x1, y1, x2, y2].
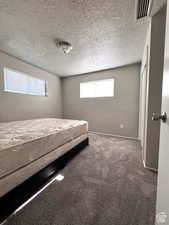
[136, 0, 150, 19]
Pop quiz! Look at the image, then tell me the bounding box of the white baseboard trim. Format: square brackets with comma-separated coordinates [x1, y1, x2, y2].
[89, 131, 139, 141]
[143, 160, 158, 172]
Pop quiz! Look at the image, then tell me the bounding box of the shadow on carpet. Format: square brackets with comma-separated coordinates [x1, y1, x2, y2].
[5, 134, 157, 225]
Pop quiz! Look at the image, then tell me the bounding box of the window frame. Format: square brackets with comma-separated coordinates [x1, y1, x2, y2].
[80, 78, 115, 99]
[3, 67, 48, 97]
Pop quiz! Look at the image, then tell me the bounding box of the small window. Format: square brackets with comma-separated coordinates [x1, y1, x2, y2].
[80, 79, 114, 98]
[4, 68, 47, 96]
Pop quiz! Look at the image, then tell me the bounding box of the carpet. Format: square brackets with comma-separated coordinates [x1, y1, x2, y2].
[5, 133, 157, 225]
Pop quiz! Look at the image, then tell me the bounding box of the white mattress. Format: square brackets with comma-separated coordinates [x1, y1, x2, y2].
[0, 133, 88, 197]
[0, 118, 88, 179]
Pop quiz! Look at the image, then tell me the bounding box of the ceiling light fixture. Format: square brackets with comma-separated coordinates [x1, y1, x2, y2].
[55, 39, 73, 54]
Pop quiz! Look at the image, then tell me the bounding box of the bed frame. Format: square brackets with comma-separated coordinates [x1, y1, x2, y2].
[0, 138, 89, 225]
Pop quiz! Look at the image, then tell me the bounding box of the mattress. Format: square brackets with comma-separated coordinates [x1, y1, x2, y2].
[0, 133, 88, 197]
[0, 118, 88, 179]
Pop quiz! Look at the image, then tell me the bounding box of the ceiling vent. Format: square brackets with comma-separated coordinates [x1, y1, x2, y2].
[136, 0, 152, 19]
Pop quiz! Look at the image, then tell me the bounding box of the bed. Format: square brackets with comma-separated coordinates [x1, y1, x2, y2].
[0, 118, 88, 197]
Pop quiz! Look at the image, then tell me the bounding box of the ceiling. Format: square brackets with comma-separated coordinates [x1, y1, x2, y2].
[0, 0, 166, 77]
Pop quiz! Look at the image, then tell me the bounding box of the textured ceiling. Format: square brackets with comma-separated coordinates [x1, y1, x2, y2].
[0, 0, 165, 76]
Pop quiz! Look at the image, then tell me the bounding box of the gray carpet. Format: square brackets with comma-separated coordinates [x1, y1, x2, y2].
[5, 133, 157, 225]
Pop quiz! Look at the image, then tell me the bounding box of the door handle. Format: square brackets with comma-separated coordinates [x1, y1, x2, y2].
[152, 112, 167, 123]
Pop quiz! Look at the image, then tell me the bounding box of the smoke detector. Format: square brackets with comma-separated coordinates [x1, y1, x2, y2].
[55, 39, 73, 54]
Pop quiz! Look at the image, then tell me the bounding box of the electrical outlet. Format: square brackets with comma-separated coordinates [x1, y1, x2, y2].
[120, 124, 124, 129]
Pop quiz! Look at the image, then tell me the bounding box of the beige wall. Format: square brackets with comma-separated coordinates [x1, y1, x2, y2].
[0, 51, 62, 122]
[62, 63, 140, 138]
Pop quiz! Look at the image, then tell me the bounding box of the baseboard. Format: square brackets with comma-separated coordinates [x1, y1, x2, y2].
[143, 160, 158, 172]
[89, 131, 139, 141]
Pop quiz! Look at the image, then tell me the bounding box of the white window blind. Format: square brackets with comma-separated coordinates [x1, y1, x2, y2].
[4, 68, 47, 96]
[80, 79, 114, 98]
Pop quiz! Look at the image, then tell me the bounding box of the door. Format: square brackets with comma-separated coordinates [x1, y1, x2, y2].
[140, 66, 147, 147]
[139, 46, 149, 165]
[156, 1, 169, 224]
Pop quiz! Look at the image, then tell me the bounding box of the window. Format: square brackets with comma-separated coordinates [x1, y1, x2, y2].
[4, 68, 47, 96]
[80, 79, 114, 98]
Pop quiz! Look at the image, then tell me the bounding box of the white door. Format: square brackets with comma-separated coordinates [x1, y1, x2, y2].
[139, 46, 149, 164]
[140, 66, 147, 147]
[156, 1, 169, 224]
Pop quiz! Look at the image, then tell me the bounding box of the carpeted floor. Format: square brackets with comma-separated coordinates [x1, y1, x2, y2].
[5, 133, 157, 225]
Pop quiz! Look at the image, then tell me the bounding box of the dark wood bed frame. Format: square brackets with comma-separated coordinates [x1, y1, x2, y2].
[0, 138, 89, 225]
